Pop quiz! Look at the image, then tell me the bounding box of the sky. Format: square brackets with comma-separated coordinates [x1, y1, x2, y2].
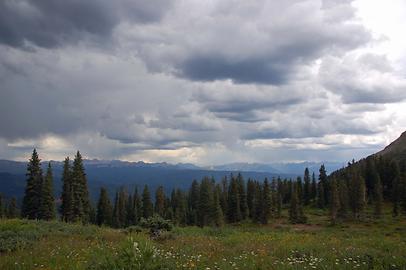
[0, 0, 406, 165]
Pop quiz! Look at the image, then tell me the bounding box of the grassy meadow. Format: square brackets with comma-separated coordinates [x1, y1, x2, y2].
[1, 207, 405, 270]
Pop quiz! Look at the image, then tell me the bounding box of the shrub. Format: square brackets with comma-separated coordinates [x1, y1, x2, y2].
[88, 237, 170, 270]
[139, 215, 173, 238]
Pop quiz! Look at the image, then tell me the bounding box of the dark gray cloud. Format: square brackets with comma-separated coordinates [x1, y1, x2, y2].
[320, 54, 406, 103]
[0, 0, 405, 164]
[0, 0, 172, 48]
[132, 0, 371, 84]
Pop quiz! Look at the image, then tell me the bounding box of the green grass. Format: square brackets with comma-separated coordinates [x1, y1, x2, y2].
[1, 208, 405, 270]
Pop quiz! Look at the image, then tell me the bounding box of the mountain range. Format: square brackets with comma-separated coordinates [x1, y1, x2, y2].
[2, 130, 406, 202]
[0, 158, 343, 202]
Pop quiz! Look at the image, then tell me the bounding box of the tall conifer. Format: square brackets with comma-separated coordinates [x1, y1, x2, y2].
[96, 187, 113, 226]
[22, 149, 43, 219]
[39, 162, 55, 220]
[142, 185, 153, 218]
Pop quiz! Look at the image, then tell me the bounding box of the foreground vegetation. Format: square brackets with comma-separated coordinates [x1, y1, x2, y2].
[1, 207, 405, 270]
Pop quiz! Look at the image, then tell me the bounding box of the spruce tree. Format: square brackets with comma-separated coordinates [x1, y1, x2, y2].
[303, 168, 311, 205]
[391, 161, 401, 217]
[212, 184, 224, 227]
[133, 187, 142, 224]
[400, 174, 406, 215]
[372, 170, 383, 219]
[311, 172, 317, 202]
[330, 178, 340, 225]
[276, 190, 282, 218]
[39, 162, 55, 220]
[0, 193, 4, 218]
[89, 203, 97, 225]
[319, 165, 328, 205]
[237, 173, 249, 220]
[188, 180, 200, 225]
[22, 149, 43, 219]
[227, 176, 241, 223]
[198, 177, 214, 226]
[261, 178, 272, 224]
[289, 185, 299, 224]
[247, 179, 256, 218]
[289, 185, 307, 224]
[71, 151, 90, 223]
[296, 177, 303, 203]
[7, 197, 18, 219]
[126, 193, 134, 226]
[220, 177, 228, 218]
[60, 157, 73, 222]
[117, 188, 127, 227]
[112, 191, 120, 228]
[174, 189, 187, 225]
[317, 181, 325, 209]
[338, 179, 349, 219]
[96, 187, 113, 226]
[155, 186, 166, 217]
[253, 181, 263, 223]
[351, 173, 366, 219]
[142, 185, 153, 218]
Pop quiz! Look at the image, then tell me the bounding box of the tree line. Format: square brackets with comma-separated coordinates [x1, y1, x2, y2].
[3, 149, 406, 227]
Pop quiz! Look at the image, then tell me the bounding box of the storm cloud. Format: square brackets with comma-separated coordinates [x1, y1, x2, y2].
[0, 0, 405, 164]
[0, 0, 172, 48]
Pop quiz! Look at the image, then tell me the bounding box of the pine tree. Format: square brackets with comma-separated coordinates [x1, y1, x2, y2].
[155, 186, 166, 217]
[117, 188, 127, 227]
[276, 190, 282, 218]
[227, 176, 241, 223]
[0, 193, 4, 218]
[400, 174, 406, 215]
[289, 185, 299, 224]
[89, 203, 97, 225]
[296, 177, 303, 203]
[252, 181, 263, 223]
[188, 180, 200, 225]
[303, 168, 311, 205]
[330, 178, 340, 225]
[7, 197, 18, 219]
[351, 173, 366, 219]
[237, 173, 249, 220]
[317, 181, 325, 209]
[261, 178, 272, 224]
[289, 185, 307, 224]
[112, 191, 120, 228]
[311, 172, 317, 202]
[391, 161, 401, 217]
[372, 170, 383, 219]
[198, 178, 214, 226]
[22, 149, 43, 219]
[133, 187, 142, 224]
[71, 151, 90, 223]
[174, 189, 187, 225]
[220, 177, 228, 218]
[39, 162, 55, 220]
[96, 187, 113, 226]
[319, 165, 328, 205]
[212, 184, 224, 227]
[337, 180, 349, 219]
[247, 179, 256, 218]
[60, 157, 73, 222]
[142, 185, 153, 218]
[126, 193, 134, 226]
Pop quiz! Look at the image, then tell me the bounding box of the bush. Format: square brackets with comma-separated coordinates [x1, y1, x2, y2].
[125, 225, 143, 234]
[88, 237, 170, 270]
[139, 215, 173, 238]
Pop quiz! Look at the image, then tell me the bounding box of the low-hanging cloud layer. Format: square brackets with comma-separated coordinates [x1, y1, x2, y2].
[1, 0, 406, 165]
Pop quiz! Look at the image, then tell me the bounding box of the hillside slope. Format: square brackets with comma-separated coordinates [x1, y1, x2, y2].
[376, 131, 406, 163]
